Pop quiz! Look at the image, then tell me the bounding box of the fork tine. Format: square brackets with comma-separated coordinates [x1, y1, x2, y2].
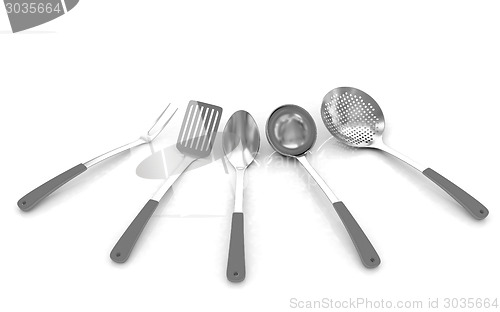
[147, 103, 179, 137]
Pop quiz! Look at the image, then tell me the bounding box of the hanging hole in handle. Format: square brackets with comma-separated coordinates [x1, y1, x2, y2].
[115, 252, 121, 258]
[370, 258, 375, 263]
[480, 210, 485, 214]
[233, 271, 239, 277]
[22, 201, 26, 205]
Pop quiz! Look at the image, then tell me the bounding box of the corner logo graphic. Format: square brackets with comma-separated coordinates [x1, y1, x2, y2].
[4, 0, 78, 33]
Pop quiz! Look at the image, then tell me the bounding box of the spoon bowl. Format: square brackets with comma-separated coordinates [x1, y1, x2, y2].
[223, 111, 260, 169]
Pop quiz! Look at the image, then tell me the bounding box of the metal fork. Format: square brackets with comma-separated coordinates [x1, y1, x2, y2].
[17, 104, 178, 211]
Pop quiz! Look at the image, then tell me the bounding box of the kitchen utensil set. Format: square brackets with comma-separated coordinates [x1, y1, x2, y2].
[18, 88, 489, 283]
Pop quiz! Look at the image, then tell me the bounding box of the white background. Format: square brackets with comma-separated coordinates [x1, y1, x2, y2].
[1, 1, 499, 311]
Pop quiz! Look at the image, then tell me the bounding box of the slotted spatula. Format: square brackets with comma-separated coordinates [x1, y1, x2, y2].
[110, 100, 222, 263]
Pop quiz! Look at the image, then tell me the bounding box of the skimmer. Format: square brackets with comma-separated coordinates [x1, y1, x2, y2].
[321, 87, 488, 220]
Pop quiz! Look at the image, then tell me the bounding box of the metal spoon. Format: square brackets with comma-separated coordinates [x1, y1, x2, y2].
[321, 87, 488, 220]
[222, 110, 260, 282]
[266, 104, 380, 268]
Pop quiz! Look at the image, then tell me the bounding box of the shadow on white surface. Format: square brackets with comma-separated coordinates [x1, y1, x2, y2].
[136, 133, 228, 180]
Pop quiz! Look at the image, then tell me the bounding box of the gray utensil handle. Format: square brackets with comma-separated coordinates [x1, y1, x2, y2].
[333, 201, 380, 269]
[423, 168, 489, 220]
[18, 163, 87, 211]
[110, 199, 159, 263]
[227, 212, 245, 282]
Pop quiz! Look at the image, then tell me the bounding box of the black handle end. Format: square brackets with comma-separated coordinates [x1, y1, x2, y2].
[227, 212, 246, 282]
[423, 168, 489, 220]
[18, 197, 31, 211]
[110, 250, 129, 264]
[362, 254, 381, 269]
[17, 163, 87, 211]
[332, 201, 381, 269]
[110, 199, 160, 264]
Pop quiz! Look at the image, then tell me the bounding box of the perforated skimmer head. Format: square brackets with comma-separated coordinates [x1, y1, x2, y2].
[321, 87, 385, 147]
